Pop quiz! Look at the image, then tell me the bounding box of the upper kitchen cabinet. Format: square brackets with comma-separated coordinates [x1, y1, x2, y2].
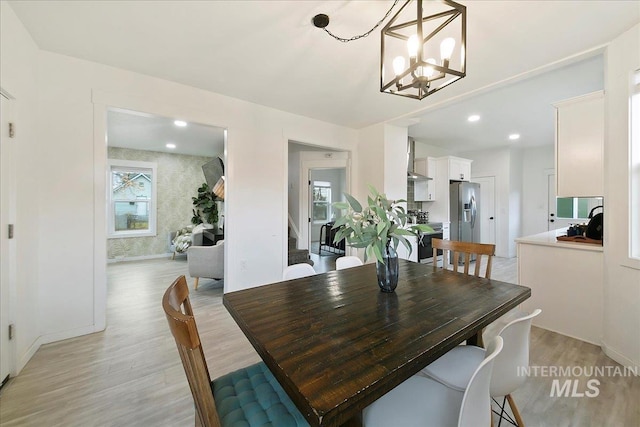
[414, 157, 437, 201]
[554, 91, 604, 197]
[447, 156, 472, 182]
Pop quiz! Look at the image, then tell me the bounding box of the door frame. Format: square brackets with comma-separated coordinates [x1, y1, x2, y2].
[92, 90, 229, 326]
[0, 88, 17, 381]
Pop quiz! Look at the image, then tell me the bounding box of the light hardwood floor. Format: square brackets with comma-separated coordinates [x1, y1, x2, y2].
[0, 257, 637, 426]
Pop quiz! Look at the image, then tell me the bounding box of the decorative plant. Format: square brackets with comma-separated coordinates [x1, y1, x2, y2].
[191, 183, 219, 226]
[332, 185, 432, 263]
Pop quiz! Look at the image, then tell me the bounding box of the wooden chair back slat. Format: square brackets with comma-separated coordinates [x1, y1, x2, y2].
[432, 239, 496, 279]
[163, 276, 221, 427]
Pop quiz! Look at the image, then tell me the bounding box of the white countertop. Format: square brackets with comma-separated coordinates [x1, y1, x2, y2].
[515, 227, 603, 252]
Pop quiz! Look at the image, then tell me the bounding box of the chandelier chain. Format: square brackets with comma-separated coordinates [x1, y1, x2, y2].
[322, 0, 400, 43]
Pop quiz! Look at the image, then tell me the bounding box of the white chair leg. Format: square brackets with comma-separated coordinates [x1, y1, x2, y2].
[194, 277, 199, 290]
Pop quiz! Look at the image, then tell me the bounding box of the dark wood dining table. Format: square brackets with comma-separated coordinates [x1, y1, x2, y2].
[223, 259, 531, 427]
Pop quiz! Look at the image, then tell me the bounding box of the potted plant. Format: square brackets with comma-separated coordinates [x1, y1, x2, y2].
[191, 183, 219, 227]
[332, 185, 432, 292]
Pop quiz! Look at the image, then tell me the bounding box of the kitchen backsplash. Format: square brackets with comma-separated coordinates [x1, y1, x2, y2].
[406, 181, 423, 212]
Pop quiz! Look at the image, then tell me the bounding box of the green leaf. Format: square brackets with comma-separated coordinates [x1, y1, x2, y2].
[344, 193, 362, 213]
[333, 201, 349, 210]
[411, 224, 434, 233]
[367, 184, 379, 198]
[394, 228, 415, 236]
[372, 243, 384, 264]
[332, 216, 348, 228]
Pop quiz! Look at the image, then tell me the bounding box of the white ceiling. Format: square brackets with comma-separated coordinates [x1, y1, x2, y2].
[9, 0, 640, 152]
[107, 108, 224, 157]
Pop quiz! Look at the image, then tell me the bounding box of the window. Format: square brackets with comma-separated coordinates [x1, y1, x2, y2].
[556, 197, 603, 220]
[312, 181, 331, 223]
[108, 160, 157, 238]
[631, 69, 640, 259]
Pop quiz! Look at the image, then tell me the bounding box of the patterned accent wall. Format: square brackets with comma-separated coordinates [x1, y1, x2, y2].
[107, 147, 214, 259]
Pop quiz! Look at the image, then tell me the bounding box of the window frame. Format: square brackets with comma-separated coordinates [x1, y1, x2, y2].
[108, 159, 158, 238]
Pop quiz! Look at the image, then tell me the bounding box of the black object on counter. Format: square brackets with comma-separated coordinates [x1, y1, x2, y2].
[586, 206, 604, 240]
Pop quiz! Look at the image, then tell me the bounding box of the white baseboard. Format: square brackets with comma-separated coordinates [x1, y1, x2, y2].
[40, 324, 104, 346]
[107, 253, 180, 263]
[532, 322, 601, 347]
[16, 336, 43, 375]
[601, 340, 640, 374]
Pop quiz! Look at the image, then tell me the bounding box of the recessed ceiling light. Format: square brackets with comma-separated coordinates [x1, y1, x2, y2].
[166, 143, 176, 149]
[467, 115, 480, 122]
[174, 120, 187, 127]
[508, 133, 520, 140]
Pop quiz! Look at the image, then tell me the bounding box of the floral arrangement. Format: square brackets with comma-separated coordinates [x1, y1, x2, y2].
[332, 186, 433, 263]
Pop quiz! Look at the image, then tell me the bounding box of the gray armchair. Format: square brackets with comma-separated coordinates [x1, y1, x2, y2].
[187, 240, 224, 290]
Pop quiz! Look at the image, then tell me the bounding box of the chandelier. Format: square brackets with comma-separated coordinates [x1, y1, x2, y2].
[380, 0, 466, 100]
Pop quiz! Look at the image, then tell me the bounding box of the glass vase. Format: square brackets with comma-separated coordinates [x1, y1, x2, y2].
[376, 245, 399, 293]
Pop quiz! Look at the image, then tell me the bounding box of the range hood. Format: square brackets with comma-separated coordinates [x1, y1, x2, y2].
[407, 138, 431, 181]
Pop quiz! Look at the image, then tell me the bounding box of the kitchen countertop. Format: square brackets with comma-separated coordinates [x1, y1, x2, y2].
[515, 227, 603, 252]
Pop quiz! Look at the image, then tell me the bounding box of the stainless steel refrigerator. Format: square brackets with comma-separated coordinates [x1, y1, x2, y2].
[450, 182, 481, 259]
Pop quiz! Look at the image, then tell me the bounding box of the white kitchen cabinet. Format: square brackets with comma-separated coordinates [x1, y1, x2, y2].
[414, 157, 437, 201]
[554, 91, 604, 197]
[448, 157, 471, 182]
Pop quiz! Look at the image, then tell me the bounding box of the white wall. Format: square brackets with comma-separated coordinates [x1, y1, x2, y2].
[521, 145, 555, 236]
[602, 23, 640, 369]
[508, 148, 523, 257]
[357, 124, 386, 200]
[0, 2, 42, 373]
[287, 145, 302, 240]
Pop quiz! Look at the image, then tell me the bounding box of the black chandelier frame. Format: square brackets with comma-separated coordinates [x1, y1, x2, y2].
[380, 0, 467, 100]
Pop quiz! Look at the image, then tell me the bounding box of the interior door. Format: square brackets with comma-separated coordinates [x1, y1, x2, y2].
[472, 176, 496, 245]
[0, 92, 15, 384]
[547, 174, 572, 230]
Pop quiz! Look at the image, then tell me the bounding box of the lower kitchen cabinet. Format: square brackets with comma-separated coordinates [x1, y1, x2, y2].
[516, 229, 603, 345]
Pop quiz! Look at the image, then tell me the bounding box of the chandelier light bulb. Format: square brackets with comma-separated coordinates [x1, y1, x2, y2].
[421, 58, 434, 78]
[392, 56, 406, 76]
[407, 35, 420, 58]
[440, 37, 456, 61]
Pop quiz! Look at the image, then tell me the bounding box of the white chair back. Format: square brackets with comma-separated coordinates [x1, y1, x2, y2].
[458, 336, 503, 427]
[336, 256, 363, 270]
[283, 263, 316, 280]
[489, 309, 541, 397]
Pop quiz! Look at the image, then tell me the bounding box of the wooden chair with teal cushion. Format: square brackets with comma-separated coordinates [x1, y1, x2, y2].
[162, 275, 309, 427]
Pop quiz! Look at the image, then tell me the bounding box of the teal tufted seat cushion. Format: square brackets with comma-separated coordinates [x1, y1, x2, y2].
[212, 362, 310, 427]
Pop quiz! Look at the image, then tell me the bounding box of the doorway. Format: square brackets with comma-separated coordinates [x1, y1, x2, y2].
[92, 93, 229, 330]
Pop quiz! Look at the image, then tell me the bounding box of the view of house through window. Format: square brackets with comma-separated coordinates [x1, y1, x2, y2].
[108, 160, 157, 237]
[313, 181, 331, 223]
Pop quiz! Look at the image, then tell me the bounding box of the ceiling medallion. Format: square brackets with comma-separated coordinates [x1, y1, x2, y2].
[380, 0, 466, 100]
